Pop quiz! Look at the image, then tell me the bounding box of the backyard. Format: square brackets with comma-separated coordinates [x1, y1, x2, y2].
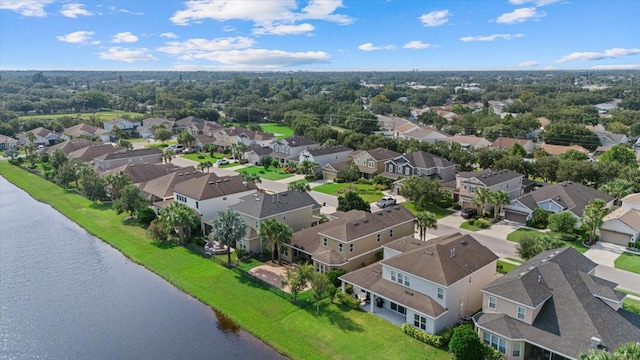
[237, 166, 294, 181]
[506, 228, 589, 253]
[401, 202, 453, 219]
[226, 122, 294, 140]
[312, 183, 384, 203]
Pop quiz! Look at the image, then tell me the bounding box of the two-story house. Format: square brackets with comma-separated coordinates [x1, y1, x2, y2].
[455, 169, 524, 209]
[102, 118, 142, 136]
[298, 146, 353, 171]
[172, 174, 258, 233]
[270, 135, 320, 164]
[228, 190, 321, 254]
[174, 116, 204, 133]
[102, 162, 182, 185]
[340, 232, 498, 334]
[475, 247, 640, 360]
[351, 147, 402, 179]
[382, 151, 456, 183]
[212, 126, 276, 151]
[283, 205, 415, 272]
[502, 181, 614, 224]
[138, 166, 205, 203]
[93, 148, 163, 171]
[18, 127, 61, 147]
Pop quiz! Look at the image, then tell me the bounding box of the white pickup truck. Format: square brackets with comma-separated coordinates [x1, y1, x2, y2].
[375, 196, 397, 208]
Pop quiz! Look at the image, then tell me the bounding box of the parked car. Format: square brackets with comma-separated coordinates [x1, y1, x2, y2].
[461, 208, 478, 219]
[375, 196, 397, 208]
[216, 158, 229, 165]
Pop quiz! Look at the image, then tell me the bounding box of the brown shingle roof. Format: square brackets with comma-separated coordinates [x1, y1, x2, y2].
[513, 181, 613, 217]
[362, 147, 401, 161]
[138, 166, 204, 200]
[539, 143, 590, 155]
[69, 144, 120, 163]
[39, 138, 99, 155]
[490, 137, 532, 150]
[457, 169, 523, 187]
[95, 147, 162, 160]
[318, 206, 415, 242]
[173, 173, 257, 200]
[103, 163, 180, 184]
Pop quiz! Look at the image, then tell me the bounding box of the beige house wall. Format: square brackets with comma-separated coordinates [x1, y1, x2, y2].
[482, 293, 541, 325]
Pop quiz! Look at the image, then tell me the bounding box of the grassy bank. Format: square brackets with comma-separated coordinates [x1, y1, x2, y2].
[0, 162, 447, 360]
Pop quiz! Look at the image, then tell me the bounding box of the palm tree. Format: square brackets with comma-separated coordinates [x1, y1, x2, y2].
[158, 202, 200, 246]
[162, 148, 175, 164]
[104, 171, 131, 199]
[474, 187, 492, 216]
[599, 179, 634, 206]
[489, 190, 511, 221]
[287, 180, 311, 192]
[258, 218, 293, 264]
[208, 209, 246, 265]
[581, 199, 609, 245]
[415, 211, 437, 241]
[177, 130, 196, 149]
[580, 342, 640, 360]
[203, 160, 213, 173]
[241, 172, 261, 184]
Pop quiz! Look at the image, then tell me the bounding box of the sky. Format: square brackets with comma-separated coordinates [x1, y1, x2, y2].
[1, 0, 639, 72]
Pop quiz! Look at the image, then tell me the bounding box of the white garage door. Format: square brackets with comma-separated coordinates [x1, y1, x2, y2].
[599, 229, 632, 246]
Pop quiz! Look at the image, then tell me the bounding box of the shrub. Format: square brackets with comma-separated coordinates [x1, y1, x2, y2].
[305, 174, 315, 181]
[326, 269, 347, 287]
[239, 159, 249, 164]
[235, 249, 249, 258]
[449, 324, 483, 360]
[357, 178, 372, 185]
[548, 212, 577, 233]
[259, 170, 266, 174]
[475, 219, 490, 229]
[526, 208, 549, 229]
[481, 343, 503, 360]
[137, 208, 157, 226]
[437, 326, 455, 346]
[336, 292, 361, 309]
[334, 177, 345, 183]
[373, 184, 389, 191]
[468, 219, 476, 226]
[402, 323, 445, 348]
[344, 283, 353, 294]
[375, 250, 384, 261]
[453, 203, 462, 210]
[197, 154, 205, 159]
[629, 241, 638, 250]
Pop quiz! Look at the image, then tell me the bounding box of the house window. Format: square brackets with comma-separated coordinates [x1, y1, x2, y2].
[512, 343, 521, 357]
[483, 333, 507, 355]
[404, 167, 410, 175]
[388, 164, 394, 172]
[470, 186, 476, 194]
[463, 185, 467, 190]
[517, 306, 526, 320]
[394, 272, 409, 287]
[338, 243, 343, 253]
[391, 270, 396, 282]
[414, 314, 427, 331]
[437, 168, 441, 174]
[368, 161, 375, 168]
[376, 233, 381, 242]
[389, 229, 393, 238]
[390, 302, 406, 315]
[488, 296, 496, 310]
[349, 243, 354, 253]
[281, 247, 288, 256]
[195, 201, 199, 209]
[437, 288, 444, 299]
[323, 238, 327, 247]
[239, 240, 246, 250]
[256, 221, 259, 228]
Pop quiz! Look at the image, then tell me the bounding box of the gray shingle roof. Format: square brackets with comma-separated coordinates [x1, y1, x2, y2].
[229, 190, 320, 219]
[318, 206, 414, 242]
[478, 247, 640, 358]
[399, 151, 454, 169]
[279, 135, 319, 147]
[173, 173, 257, 200]
[39, 138, 99, 156]
[138, 166, 205, 199]
[305, 146, 353, 156]
[457, 169, 523, 187]
[95, 147, 162, 160]
[102, 163, 181, 184]
[513, 181, 614, 217]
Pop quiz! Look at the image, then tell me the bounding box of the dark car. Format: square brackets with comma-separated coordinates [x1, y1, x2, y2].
[461, 208, 478, 219]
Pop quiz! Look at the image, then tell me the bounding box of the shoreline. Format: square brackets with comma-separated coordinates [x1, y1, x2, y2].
[0, 162, 448, 360]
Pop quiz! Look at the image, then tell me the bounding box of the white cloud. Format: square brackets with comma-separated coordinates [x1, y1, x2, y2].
[591, 64, 640, 70]
[556, 48, 640, 63]
[509, 0, 561, 6]
[403, 41, 431, 49]
[419, 10, 449, 27]
[358, 42, 394, 51]
[111, 32, 138, 43]
[157, 36, 255, 60]
[161, 32, 178, 39]
[107, 5, 142, 15]
[98, 47, 158, 62]
[174, 49, 330, 69]
[56, 30, 98, 44]
[518, 60, 539, 67]
[0, 0, 54, 17]
[253, 23, 315, 36]
[496, 7, 544, 24]
[460, 33, 523, 42]
[60, 3, 93, 18]
[222, 25, 235, 32]
[170, 0, 354, 28]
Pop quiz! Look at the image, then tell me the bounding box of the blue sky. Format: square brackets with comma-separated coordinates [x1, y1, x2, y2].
[1, 0, 639, 71]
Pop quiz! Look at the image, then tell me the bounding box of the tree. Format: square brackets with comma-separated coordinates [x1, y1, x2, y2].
[508, 143, 527, 158]
[548, 212, 577, 234]
[489, 190, 510, 221]
[448, 324, 483, 360]
[208, 209, 246, 264]
[79, 170, 107, 202]
[230, 142, 247, 161]
[119, 139, 133, 150]
[197, 160, 214, 173]
[534, 155, 559, 182]
[258, 218, 293, 264]
[517, 233, 564, 260]
[56, 161, 79, 188]
[162, 148, 175, 164]
[158, 202, 200, 246]
[337, 191, 370, 212]
[104, 170, 131, 199]
[580, 342, 640, 360]
[559, 149, 589, 161]
[581, 199, 609, 245]
[241, 172, 261, 184]
[298, 160, 319, 176]
[309, 272, 331, 314]
[599, 179, 634, 205]
[415, 211, 437, 241]
[50, 149, 68, 170]
[336, 163, 360, 184]
[288, 179, 311, 192]
[154, 128, 173, 144]
[399, 176, 441, 210]
[283, 263, 313, 305]
[474, 187, 493, 215]
[113, 184, 146, 218]
[599, 144, 637, 167]
[147, 219, 170, 243]
[177, 130, 196, 149]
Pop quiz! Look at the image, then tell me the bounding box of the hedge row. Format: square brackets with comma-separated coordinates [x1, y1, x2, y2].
[401, 323, 445, 348]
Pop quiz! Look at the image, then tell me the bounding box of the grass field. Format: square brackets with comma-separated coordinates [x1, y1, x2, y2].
[506, 228, 588, 253]
[615, 253, 640, 274]
[312, 183, 384, 203]
[260, 124, 294, 140]
[237, 166, 294, 181]
[182, 152, 226, 163]
[460, 220, 484, 231]
[0, 162, 449, 360]
[401, 202, 454, 219]
[497, 260, 518, 274]
[19, 110, 143, 121]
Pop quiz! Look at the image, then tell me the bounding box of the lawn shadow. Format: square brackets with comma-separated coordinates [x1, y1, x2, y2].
[89, 202, 112, 211]
[304, 302, 364, 333]
[151, 241, 178, 250]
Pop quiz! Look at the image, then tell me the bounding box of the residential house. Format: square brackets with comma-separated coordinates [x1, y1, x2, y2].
[102, 163, 181, 185]
[139, 166, 205, 203]
[229, 190, 321, 254]
[18, 127, 61, 147]
[244, 144, 274, 165]
[70, 144, 120, 164]
[340, 232, 498, 334]
[284, 205, 415, 272]
[0, 134, 18, 151]
[298, 146, 353, 170]
[188, 121, 221, 136]
[194, 134, 218, 152]
[454, 169, 524, 209]
[444, 135, 491, 149]
[63, 123, 109, 142]
[142, 117, 175, 130]
[538, 144, 590, 157]
[585, 124, 607, 134]
[93, 148, 163, 171]
[401, 127, 450, 144]
[174, 116, 204, 133]
[102, 118, 142, 136]
[213, 126, 276, 150]
[596, 132, 629, 147]
[502, 181, 614, 224]
[269, 135, 320, 164]
[351, 147, 402, 179]
[321, 159, 353, 181]
[634, 137, 640, 151]
[474, 247, 640, 360]
[382, 151, 456, 183]
[599, 193, 640, 246]
[173, 174, 258, 232]
[490, 137, 537, 154]
[38, 138, 99, 156]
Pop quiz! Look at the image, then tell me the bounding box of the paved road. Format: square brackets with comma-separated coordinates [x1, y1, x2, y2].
[425, 224, 519, 259]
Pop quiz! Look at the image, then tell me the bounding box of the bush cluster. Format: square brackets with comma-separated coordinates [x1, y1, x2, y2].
[401, 323, 445, 348]
[475, 219, 490, 229]
[335, 292, 361, 309]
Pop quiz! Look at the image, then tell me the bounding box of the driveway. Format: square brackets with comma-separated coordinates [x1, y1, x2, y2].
[583, 241, 626, 267]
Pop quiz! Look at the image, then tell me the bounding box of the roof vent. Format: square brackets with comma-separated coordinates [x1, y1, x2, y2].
[450, 248, 456, 257]
[353, 222, 359, 226]
[377, 212, 383, 216]
[518, 272, 527, 277]
[178, 173, 183, 176]
[538, 275, 542, 283]
[208, 181, 215, 185]
[460, 240, 468, 246]
[527, 266, 535, 271]
[373, 269, 381, 274]
[589, 337, 601, 349]
[363, 219, 369, 224]
[404, 290, 414, 296]
[424, 251, 433, 256]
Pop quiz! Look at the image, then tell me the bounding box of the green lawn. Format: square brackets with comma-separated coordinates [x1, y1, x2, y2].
[506, 228, 545, 242]
[0, 162, 448, 360]
[623, 296, 640, 315]
[260, 124, 294, 140]
[497, 260, 518, 274]
[615, 253, 640, 274]
[460, 220, 484, 232]
[182, 152, 226, 163]
[144, 141, 177, 149]
[401, 202, 454, 219]
[237, 166, 294, 181]
[312, 183, 384, 203]
[19, 110, 143, 121]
